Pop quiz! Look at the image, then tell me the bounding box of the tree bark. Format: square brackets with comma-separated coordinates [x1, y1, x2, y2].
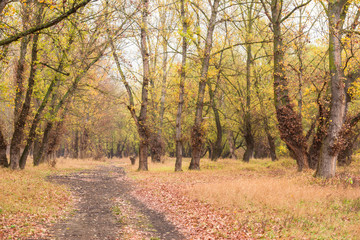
[227, 130, 237, 159]
[208, 82, 223, 161]
[46, 116, 66, 159]
[337, 133, 359, 166]
[138, 128, 149, 170]
[10, 31, 40, 170]
[14, 37, 30, 123]
[243, 46, 254, 162]
[308, 102, 329, 169]
[158, 6, 168, 140]
[0, 125, 8, 167]
[137, 0, 151, 171]
[13, 1, 32, 122]
[242, 3, 255, 163]
[208, 42, 225, 162]
[338, 114, 360, 166]
[33, 134, 41, 162]
[150, 134, 163, 163]
[316, 0, 348, 178]
[268, 0, 309, 171]
[267, 133, 277, 161]
[175, 0, 188, 172]
[189, 0, 220, 170]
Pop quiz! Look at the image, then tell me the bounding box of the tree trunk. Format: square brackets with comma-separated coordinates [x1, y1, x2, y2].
[243, 5, 255, 163]
[14, 2, 31, 123]
[271, 1, 308, 171]
[338, 114, 360, 166]
[10, 32, 40, 170]
[110, 21, 150, 170]
[74, 130, 79, 159]
[34, 121, 53, 165]
[227, 130, 237, 159]
[150, 135, 163, 163]
[138, 127, 149, 171]
[267, 133, 277, 161]
[14, 37, 30, 123]
[316, 1, 348, 178]
[208, 46, 224, 162]
[158, 8, 168, 158]
[243, 132, 254, 162]
[337, 134, 359, 166]
[308, 103, 329, 169]
[0, 125, 8, 167]
[189, 0, 220, 170]
[46, 119, 65, 159]
[209, 88, 223, 161]
[175, 0, 188, 172]
[137, 0, 151, 171]
[33, 135, 41, 161]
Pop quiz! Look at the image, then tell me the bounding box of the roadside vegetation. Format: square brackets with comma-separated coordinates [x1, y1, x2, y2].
[125, 157, 360, 239]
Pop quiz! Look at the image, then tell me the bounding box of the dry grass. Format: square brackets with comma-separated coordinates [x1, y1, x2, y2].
[124, 156, 360, 239]
[0, 157, 108, 239]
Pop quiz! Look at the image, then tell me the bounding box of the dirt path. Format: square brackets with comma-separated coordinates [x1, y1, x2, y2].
[48, 164, 184, 240]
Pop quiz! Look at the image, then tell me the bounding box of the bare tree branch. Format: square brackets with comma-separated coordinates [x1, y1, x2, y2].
[281, 0, 312, 23]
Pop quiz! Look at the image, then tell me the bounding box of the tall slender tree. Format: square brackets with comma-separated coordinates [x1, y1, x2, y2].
[189, 0, 220, 170]
[175, 0, 189, 171]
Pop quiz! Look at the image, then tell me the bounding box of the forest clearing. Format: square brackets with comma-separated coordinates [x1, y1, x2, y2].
[2, 0, 360, 239]
[1, 157, 360, 239]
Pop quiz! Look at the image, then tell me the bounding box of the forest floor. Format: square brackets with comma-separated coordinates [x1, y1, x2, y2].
[1, 157, 360, 239]
[124, 157, 360, 239]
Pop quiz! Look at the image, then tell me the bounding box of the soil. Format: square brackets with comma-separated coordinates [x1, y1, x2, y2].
[48, 164, 185, 240]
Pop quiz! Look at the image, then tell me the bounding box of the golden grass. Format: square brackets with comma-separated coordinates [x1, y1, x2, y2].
[0, 157, 108, 239]
[123, 156, 360, 239]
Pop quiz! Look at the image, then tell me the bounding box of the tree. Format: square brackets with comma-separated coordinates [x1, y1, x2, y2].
[9, 3, 43, 169]
[175, 0, 189, 171]
[0, 123, 7, 167]
[315, 0, 349, 178]
[260, 0, 311, 171]
[0, 0, 92, 46]
[189, 0, 220, 170]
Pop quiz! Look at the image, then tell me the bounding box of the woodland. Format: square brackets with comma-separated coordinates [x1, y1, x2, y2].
[2, 0, 360, 178]
[2, 0, 360, 239]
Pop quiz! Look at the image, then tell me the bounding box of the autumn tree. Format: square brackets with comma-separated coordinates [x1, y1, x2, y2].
[260, 0, 311, 171]
[189, 0, 220, 170]
[175, 0, 189, 171]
